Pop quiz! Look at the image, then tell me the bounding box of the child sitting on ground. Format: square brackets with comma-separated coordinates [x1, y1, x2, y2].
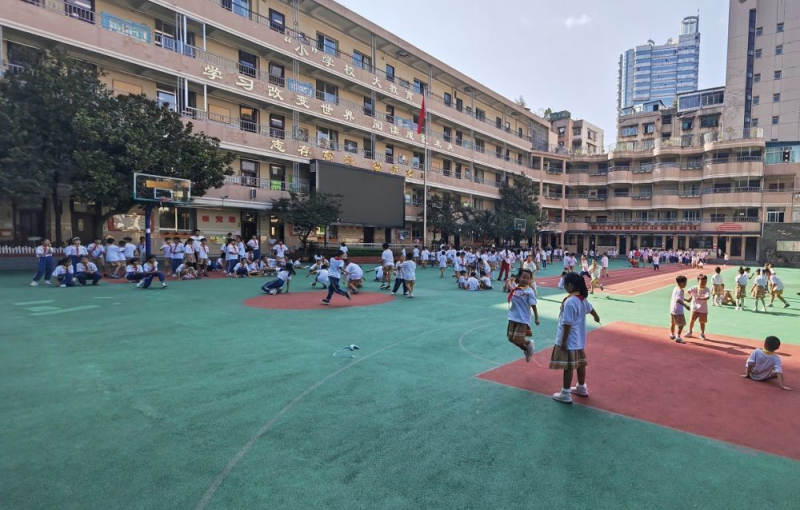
[742, 336, 791, 390]
[479, 271, 493, 290]
[465, 271, 480, 291]
[457, 270, 468, 289]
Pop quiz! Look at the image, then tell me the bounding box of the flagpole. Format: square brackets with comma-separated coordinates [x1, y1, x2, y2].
[423, 102, 428, 249]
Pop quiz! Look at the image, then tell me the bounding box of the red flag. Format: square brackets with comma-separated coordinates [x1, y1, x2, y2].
[417, 95, 426, 135]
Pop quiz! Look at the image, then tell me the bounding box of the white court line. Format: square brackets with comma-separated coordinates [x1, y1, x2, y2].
[194, 317, 495, 510]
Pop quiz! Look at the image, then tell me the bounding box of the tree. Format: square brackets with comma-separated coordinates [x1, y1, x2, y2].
[514, 95, 527, 109]
[0, 50, 107, 244]
[72, 93, 235, 235]
[271, 191, 343, 253]
[421, 193, 467, 244]
[496, 176, 546, 246]
[0, 50, 236, 242]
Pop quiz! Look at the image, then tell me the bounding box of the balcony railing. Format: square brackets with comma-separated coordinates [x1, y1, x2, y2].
[224, 175, 309, 192]
[704, 155, 764, 165]
[703, 128, 764, 143]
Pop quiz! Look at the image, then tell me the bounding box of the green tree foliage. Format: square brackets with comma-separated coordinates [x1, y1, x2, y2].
[0, 50, 105, 243]
[421, 193, 468, 243]
[271, 191, 343, 253]
[73, 93, 234, 230]
[0, 50, 235, 241]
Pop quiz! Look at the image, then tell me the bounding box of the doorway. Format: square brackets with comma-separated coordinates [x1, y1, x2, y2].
[744, 237, 758, 261]
[241, 211, 257, 240]
[619, 236, 627, 255]
[270, 215, 285, 242]
[364, 227, 375, 245]
[384, 228, 391, 244]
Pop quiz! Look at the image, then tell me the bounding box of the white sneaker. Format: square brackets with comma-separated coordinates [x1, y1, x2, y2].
[570, 384, 589, 397]
[675, 336, 685, 344]
[30, 281, 38, 287]
[685, 332, 693, 338]
[136, 282, 144, 288]
[752, 307, 758, 312]
[552, 391, 573, 404]
[60, 284, 66, 288]
[700, 334, 707, 341]
[524, 341, 534, 362]
[161, 283, 168, 288]
[669, 334, 675, 340]
[269, 289, 277, 295]
[45, 280, 51, 285]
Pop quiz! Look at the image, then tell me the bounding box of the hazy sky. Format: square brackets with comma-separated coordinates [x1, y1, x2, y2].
[338, 0, 730, 144]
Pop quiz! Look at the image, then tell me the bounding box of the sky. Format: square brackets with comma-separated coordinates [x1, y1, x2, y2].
[337, 0, 730, 144]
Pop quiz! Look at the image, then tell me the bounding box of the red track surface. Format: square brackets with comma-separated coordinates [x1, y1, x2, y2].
[479, 322, 800, 461]
[537, 264, 711, 296]
[244, 290, 394, 310]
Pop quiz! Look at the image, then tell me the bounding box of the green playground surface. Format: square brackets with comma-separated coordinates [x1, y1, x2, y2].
[1, 260, 799, 509]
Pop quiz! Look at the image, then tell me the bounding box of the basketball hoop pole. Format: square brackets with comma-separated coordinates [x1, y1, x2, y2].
[145, 202, 153, 258]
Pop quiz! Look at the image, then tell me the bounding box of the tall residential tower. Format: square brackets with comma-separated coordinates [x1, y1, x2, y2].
[618, 16, 701, 112]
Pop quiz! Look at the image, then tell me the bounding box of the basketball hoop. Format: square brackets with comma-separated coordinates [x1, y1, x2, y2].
[157, 196, 170, 212]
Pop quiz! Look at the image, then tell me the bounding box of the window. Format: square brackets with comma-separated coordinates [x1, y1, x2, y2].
[752, 118, 759, 127]
[316, 33, 338, 56]
[682, 210, 699, 221]
[756, 26, 763, 36]
[777, 23, 784, 33]
[385, 105, 395, 124]
[754, 73, 761, 82]
[455, 163, 462, 179]
[363, 97, 374, 117]
[775, 70, 782, 79]
[442, 159, 451, 177]
[269, 9, 285, 33]
[518, 127, 523, 138]
[643, 123, 655, 134]
[385, 64, 395, 83]
[776, 44, 783, 55]
[753, 95, 760, 105]
[344, 140, 358, 154]
[557, 127, 566, 136]
[767, 209, 785, 223]
[65, 0, 94, 23]
[700, 115, 719, 129]
[268, 62, 285, 87]
[412, 152, 424, 169]
[495, 145, 502, 158]
[755, 48, 762, 58]
[475, 108, 485, 121]
[455, 98, 463, 112]
[155, 19, 177, 50]
[710, 213, 725, 222]
[662, 115, 672, 125]
[443, 92, 452, 107]
[157, 89, 177, 111]
[385, 144, 394, 164]
[238, 50, 258, 77]
[223, 0, 250, 18]
[571, 127, 580, 136]
[772, 116, 779, 125]
[455, 130, 463, 146]
[682, 119, 693, 130]
[240, 159, 259, 186]
[768, 182, 786, 191]
[773, 93, 781, 102]
[316, 80, 338, 104]
[475, 139, 485, 153]
[413, 79, 427, 95]
[353, 51, 372, 71]
[159, 207, 196, 232]
[316, 127, 338, 149]
[269, 114, 285, 138]
[239, 106, 258, 133]
[443, 126, 451, 142]
[496, 117, 502, 129]
[621, 126, 638, 136]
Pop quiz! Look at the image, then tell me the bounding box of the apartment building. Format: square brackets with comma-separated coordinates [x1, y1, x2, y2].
[0, 0, 567, 247]
[550, 111, 604, 155]
[618, 16, 701, 112]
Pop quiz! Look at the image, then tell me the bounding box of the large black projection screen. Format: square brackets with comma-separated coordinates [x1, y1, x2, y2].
[315, 161, 405, 228]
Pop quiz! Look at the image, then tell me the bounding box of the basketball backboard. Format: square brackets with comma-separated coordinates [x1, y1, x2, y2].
[133, 173, 192, 204]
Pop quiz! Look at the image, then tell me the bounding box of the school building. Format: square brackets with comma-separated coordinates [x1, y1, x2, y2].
[1, 0, 799, 261]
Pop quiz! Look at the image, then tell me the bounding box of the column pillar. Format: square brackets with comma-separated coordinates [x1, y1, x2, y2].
[661, 235, 667, 249]
[615, 234, 620, 254]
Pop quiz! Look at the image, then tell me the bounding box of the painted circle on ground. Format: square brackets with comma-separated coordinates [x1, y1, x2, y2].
[244, 290, 395, 310]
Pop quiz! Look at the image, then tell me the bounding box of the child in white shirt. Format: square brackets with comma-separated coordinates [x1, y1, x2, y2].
[750, 268, 768, 312]
[506, 268, 540, 362]
[743, 336, 791, 390]
[686, 275, 711, 340]
[262, 263, 295, 295]
[479, 272, 493, 290]
[52, 258, 76, 288]
[465, 272, 480, 291]
[711, 267, 725, 306]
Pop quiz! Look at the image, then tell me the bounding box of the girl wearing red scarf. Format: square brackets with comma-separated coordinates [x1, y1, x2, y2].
[506, 269, 540, 362]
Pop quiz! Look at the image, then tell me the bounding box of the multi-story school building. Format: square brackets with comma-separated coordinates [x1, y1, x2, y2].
[1, 0, 799, 262]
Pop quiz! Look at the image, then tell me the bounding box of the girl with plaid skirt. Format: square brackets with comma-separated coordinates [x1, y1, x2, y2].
[506, 269, 540, 362]
[551, 273, 601, 404]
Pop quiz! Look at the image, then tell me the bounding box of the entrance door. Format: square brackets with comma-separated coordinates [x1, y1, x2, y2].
[619, 236, 627, 255]
[363, 227, 375, 245]
[576, 237, 584, 254]
[717, 237, 727, 258]
[241, 212, 257, 240]
[744, 237, 758, 261]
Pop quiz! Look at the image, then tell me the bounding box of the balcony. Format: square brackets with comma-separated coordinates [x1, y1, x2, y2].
[203, 175, 308, 205]
[653, 136, 705, 156]
[700, 187, 763, 207]
[703, 128, 765, 151]
[651, 191, 701, 209]
[702, 156, 764, 179]
[584, 220, 703, 233]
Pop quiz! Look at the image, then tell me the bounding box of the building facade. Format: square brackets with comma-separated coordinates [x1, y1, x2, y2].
[0, 0, 798, 261]
[617, 16, 701, 112]
[550, 112, 604, 155]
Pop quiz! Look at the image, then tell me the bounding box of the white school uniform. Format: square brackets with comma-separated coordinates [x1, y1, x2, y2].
[66, 245, 88, 258]
[345, 263, 364, 281]
[144, 262, 159, 273]
[746, 348, 782, 380]
[480, 276, 493, 289]
[397, 260, 416, 281]
[198, 245, 210, 260]
[126, 264, 143, 275]
[316, 268, 330, 286]
[555, 296, 594, 350]
[105, 245, 121, 263]
[421, 249, 430, 261]
[123, 244, 137, 260]
[76, 262, 98, 273]
[53, 265, 73, 277]
[225, 245, 239, 261]
[438, 253, 447, 268]
[170, 243, 185, 260]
